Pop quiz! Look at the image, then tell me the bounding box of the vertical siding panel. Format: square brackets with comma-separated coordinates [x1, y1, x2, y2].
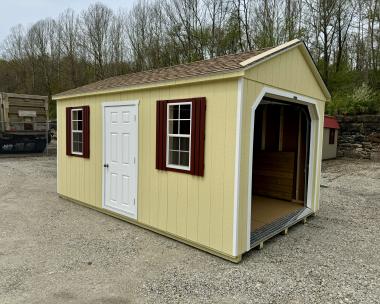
[197, 83, 211, 247]
[166, 173, 178, 234]
[149, 91, 160, 228]
[143, 91, 151, 224]
[92, 96, 99, 207]
[57, 102, 62, 194]
[294, 50, 302, 93]
[64, 102, 69, 196]
[176, 174, 188, 238]
[290, 50, 298, 90]
[157, 171, 168, 230]
[209, 83, 226, 251]
[139, 92, 148, 223]
[186, 175, 199, 242]
[157, 87, 169, 230]
[96, 95, 104, 207]
[94, 97, 104, 208]
[272, 55, 281, 88]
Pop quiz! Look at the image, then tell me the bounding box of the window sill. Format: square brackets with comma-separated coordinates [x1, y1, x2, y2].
[162, 166, 193, 175]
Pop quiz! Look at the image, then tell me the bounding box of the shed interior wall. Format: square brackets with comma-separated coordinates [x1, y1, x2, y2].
[57, 79, 238, 256]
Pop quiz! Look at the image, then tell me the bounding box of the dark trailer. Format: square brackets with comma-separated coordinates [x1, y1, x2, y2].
[0, 92, 49, 153]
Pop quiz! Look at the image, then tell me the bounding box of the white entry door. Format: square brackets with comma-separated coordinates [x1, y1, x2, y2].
[103, 103, 138, 219]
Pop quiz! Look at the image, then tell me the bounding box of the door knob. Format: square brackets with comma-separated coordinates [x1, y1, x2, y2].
[104, 164, 109, 168]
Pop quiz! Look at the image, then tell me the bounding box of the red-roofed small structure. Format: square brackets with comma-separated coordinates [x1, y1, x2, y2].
[323, 115, 339, 159]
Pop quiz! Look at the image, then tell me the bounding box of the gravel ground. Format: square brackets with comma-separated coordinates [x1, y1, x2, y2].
[0, 157, 379, 304]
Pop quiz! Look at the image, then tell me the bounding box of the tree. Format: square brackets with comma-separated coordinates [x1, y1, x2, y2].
[80, 3, 113, 80]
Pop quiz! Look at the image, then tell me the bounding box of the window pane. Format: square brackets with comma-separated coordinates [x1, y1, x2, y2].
[180, 152, 189, 166]
[77, 110, 83, 120]
[180, 104, 191, 119]
[169, 120, 179, 134]
[78, 142, 83, 153]
[73, 121, 78, 130]
[73, 141, 79, 152]
[72, 111, 78, 120]
[180, 120, 190, 134]
[169, 136, 179, 150]
[169, 105, 179, 119]
[168, 150, 179, 165]
[78, 121, 83, 131]
[180, 137, 189, 151]
[73, 132, 82, 143]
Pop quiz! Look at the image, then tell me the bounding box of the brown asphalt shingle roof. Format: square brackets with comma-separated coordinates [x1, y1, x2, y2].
[55, 48, 273, 98]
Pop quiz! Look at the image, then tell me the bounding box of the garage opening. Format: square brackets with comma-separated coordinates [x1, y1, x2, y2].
[250, 97, 311, 245]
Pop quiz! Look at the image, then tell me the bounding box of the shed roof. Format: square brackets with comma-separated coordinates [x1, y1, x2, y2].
[324, 116, 340, 129]
[54, 39, 330, 100]
[54, 49, 270, 99]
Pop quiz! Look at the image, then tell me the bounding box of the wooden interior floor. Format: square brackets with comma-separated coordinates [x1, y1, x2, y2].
[251, 196, 304, 231]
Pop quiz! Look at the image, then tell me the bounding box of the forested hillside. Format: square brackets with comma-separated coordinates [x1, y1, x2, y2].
[0, 0, 378, 118]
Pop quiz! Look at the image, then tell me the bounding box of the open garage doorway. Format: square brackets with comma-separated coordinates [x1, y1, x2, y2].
[249, 96, 312, 246]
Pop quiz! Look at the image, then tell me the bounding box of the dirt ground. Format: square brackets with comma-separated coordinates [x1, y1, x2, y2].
[0, 157, 379, 304]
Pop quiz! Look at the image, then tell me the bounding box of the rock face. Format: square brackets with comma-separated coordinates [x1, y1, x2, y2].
[336, 115, 380, 160]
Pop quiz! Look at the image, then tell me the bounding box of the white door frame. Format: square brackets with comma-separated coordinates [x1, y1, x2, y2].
[245, 87, 321, 250]
[102, 100, 139, 220]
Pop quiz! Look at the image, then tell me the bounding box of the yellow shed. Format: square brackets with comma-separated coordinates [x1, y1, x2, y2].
[54, 39, 330, 262]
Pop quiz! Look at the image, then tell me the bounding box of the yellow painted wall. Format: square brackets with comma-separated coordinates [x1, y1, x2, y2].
[237, 47, 327, 254]
[245, 47, 327, 101]
[57, 79, 238, 257]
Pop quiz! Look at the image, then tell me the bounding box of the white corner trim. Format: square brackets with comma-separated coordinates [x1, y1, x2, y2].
[246, 86, 321, 251]
[240, 39, 301, 67]
[233, 77, 244, 257]
[246, 89, 266, 250]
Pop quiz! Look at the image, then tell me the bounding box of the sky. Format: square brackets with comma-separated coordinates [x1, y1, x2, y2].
[0, 0, 136, 42]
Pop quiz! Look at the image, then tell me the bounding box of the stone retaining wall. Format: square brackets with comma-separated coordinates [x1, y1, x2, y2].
[336, 115, 380, 160]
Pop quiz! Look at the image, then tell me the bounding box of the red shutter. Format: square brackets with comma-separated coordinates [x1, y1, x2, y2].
[82, 106, 90, 158]
[156, 100, 167, 170]
[191, 97, 206, 176]
[66, 107, 72, 156]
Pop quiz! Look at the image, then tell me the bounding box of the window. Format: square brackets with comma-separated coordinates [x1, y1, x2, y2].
[156, 98, 206, 176]
[329, 129, 335, 144]
[66, 106, 90, 158]
[167, 103, 192, 170]
[71, 109, 83, 155]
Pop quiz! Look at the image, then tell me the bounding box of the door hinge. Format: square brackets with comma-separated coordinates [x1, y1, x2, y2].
[133, 198, 136, 205]
[134, 115, 136, 121]
[134, 156, 136, 164]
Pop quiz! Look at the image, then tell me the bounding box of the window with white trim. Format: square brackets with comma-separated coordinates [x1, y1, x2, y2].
[71, 108, 83, 155]
[166, 102, 192, 170]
